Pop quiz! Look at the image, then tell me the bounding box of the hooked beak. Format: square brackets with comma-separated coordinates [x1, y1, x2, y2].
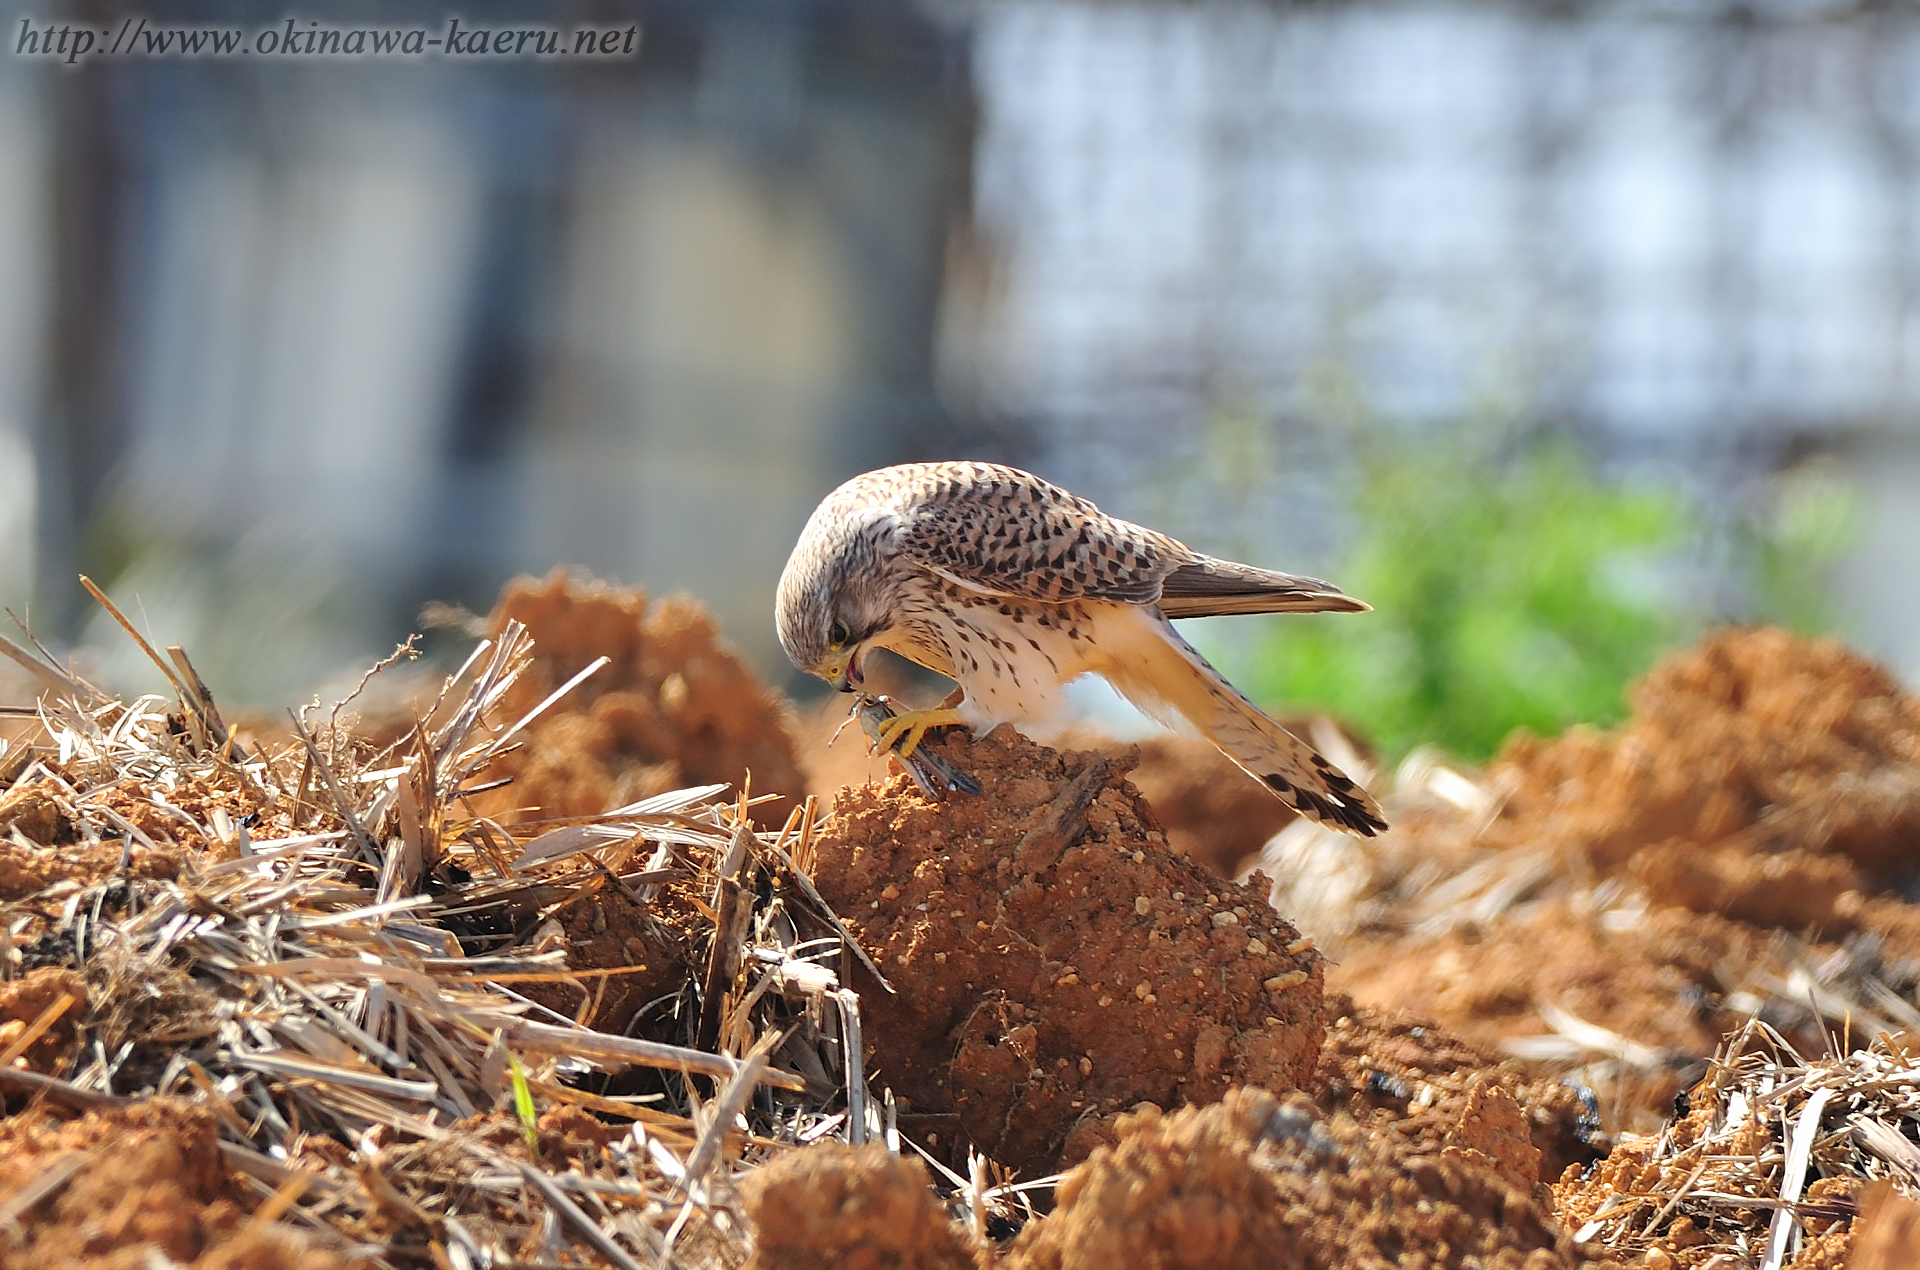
[826, 646, 865, 693]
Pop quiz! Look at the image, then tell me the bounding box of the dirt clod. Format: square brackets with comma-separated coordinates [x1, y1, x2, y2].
[0, 966, 88, 1074]
[742, 1144, 981, 1270]
[0, 782, 78, 846]
[1492, 626, 1920, 894]
[1445, 1075, 1542, 1194]
[811, 725, 1323, 1177]
[0, 782, 183, 901]
[0, 1099, 348, 1270]
[1004, 1087, 1585, 1270]
[471, 569, 804, 827]
[1313, 998, 1601, 1185]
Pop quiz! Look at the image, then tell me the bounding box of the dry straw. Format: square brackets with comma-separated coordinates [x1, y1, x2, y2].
[1567, 1021, 1920, 1268]
[0, 589, 946, 1266]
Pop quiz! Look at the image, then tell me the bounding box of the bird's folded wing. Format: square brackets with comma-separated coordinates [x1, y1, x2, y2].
[898, 481, 1176, 605]
[1156, 557, 1371, 618]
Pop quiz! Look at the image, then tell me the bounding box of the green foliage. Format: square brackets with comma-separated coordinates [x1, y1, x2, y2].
[1241, 431, 1701, 762]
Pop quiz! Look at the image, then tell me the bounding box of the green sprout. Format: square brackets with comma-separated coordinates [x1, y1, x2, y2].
[508, 1051, 539, 1159]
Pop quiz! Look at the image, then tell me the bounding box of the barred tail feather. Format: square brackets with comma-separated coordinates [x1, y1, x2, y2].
[1093, 608, 1387, 837]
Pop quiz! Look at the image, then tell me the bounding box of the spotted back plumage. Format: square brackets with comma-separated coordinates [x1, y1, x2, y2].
[890, 462, 1182, 604]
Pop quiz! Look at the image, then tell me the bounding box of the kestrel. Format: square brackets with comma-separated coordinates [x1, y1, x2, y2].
[776, 461, 1387, 836]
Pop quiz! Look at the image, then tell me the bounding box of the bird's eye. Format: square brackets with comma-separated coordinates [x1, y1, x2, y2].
[829, 620, 850, 647]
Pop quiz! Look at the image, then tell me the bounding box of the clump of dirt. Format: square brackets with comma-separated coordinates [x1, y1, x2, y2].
[1332, 900, 1753, 1109]
[468, 570, 803, 827]
[1444, 1072, 1546, 1194]
[1303, 628, 1920, 1132]
[809, 726, 1325, 1178]
[1002, 1087, 1591, 1270]
[741, 1143, 981, 1270]
[1312, 997, 1602, 1185]
[0, 781, 80, 845]
[512, 871, 701, 1038]
[0, 967, 88, 1074]
[0, 1099, 347, 1270]
[0, 779, 190, 902]
[0, 835, 182, 904]
[90, 778, 254, 855]
[1490, 626, 1920, 903]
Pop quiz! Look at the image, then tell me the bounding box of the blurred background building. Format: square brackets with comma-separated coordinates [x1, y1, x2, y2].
[0, 0, 1917, 717]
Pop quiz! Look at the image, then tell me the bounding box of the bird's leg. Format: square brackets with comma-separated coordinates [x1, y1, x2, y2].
[873, 702, 968, 759]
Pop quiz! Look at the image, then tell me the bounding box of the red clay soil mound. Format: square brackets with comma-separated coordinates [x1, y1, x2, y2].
[1002, 1087, 1594, 1270]
[1313, 997, 1602, 1186]
[1490, 626, 1920, 905]
[809, 726, 1325, 1179]
[742, 1143, 983, 1270]
[1326, 628, 1920, 1129]
[0, 1099, 347, 1270]
[1333, 900, 1757, 1119]
[1116, 734, 1298, 878]
[469, 569, 803, 827]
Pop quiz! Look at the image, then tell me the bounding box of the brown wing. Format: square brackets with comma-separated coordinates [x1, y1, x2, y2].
[1157, 556, 1371, 619]
[894, 461, 1183, 604]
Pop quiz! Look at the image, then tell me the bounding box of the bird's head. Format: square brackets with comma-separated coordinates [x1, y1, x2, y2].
[775, 499, 899, 692]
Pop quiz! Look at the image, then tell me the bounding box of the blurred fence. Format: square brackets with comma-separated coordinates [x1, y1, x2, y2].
[0, 0, 972, 698]
[951, 0, 1920, 679]
[3, 0, 1920, 701]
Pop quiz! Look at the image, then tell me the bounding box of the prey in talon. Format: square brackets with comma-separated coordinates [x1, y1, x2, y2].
[852, 694, 982, 798]
[775, 460, 1387, 836]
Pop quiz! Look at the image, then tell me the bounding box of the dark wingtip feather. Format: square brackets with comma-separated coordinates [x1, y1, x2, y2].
[1263, 771, 1387, 836]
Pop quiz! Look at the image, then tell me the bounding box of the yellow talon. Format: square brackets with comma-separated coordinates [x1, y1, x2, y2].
[873, 707, 967, 759]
